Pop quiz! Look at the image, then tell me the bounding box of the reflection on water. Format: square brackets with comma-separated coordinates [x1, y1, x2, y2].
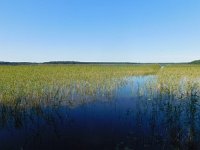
[0, 76, 200, 150]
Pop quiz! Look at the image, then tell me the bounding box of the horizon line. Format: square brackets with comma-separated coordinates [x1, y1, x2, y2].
[0, 60, 195, 64]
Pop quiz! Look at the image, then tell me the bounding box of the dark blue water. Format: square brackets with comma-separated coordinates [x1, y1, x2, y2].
[0, 76, 200, 150]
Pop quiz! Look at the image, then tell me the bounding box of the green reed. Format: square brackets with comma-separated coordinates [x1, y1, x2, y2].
[1, 64, 199, 107]
[157, 65, 200, 98]
[0, 64, 160, 106]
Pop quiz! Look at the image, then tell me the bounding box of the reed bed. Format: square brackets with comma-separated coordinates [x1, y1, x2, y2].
[0, 64, 200, 107]
[0, 64, 160, 106]
[157, 65, 200, 98]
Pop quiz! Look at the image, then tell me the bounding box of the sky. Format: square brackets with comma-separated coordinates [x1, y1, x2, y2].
[0, 0, 200, 63]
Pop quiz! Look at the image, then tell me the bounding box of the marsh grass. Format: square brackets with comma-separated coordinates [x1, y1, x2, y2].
[0, 64, 200, 107]
[0, 64, 160, 106]
[157, 65, 200, 98]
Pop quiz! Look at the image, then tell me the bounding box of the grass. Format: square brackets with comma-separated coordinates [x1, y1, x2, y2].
[0, 64, 200, 107]
[0, 64, 160, 106]
[157, 65, 200, 98]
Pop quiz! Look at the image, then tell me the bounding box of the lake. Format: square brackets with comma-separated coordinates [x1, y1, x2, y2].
[0, 75, 200, 150]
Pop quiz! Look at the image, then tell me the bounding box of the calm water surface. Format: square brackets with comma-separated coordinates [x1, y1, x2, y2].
[0, 76, 200, 150]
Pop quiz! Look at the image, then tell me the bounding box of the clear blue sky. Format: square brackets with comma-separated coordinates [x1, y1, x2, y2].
[0, 0, 200, 63]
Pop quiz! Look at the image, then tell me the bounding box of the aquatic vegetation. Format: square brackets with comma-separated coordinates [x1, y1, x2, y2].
[0, 64, 160, 106]
[157, 65, 200, 98]
[0, 81, 200, 149]
[0, 64, 200, 107]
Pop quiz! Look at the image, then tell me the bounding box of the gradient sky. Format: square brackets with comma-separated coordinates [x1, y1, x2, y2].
[0, 0, 200, 63]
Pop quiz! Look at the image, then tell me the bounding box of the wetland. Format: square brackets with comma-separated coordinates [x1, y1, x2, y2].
[0, 64, 200, 150]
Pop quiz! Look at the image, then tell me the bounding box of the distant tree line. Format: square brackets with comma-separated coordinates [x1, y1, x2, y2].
[43, 61, 139, 65]
[0, 60, 197, 65]
[0, 62, 37, 65]
[0, 61, 139, 65]
[190, 60, 200, 64]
